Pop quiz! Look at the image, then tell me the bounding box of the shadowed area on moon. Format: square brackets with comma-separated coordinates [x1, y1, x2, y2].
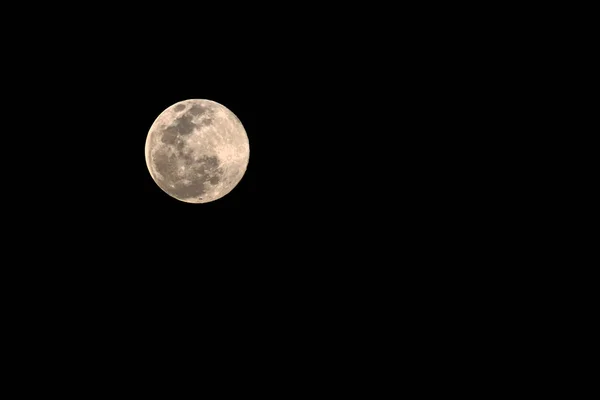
[159, 103, 214, 144]
[152, 149, 221, 199]
[188, 104, 207, 116]
[175, 114, 195, 135]
[160, 113, 196, 145]
[161, 126, 179, 144]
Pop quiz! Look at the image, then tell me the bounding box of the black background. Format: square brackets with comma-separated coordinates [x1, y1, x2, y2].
[3, 5, 541, 367]
[8, 8, 517, 283]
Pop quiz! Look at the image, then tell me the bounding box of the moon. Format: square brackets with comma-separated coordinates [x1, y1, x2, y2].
[145, 99, 250, 203]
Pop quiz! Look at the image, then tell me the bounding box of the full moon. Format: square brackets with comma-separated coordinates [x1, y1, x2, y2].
[145, 99, 250, 203]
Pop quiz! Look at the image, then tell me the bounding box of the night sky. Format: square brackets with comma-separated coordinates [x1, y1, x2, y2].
[4, 5, 519, 359]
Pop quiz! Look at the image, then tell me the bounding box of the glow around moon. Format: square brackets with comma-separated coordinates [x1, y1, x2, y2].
[145, 99, 250, 203]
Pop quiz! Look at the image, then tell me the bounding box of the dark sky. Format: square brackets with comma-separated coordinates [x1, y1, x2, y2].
[0, 10, 551, 385]
[4, 5, 522, 327]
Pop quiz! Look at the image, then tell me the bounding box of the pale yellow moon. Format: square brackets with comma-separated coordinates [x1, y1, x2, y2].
[145, 99, 250, 203]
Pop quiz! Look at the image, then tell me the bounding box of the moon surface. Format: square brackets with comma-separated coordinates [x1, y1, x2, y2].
[145, 99, 250, 203]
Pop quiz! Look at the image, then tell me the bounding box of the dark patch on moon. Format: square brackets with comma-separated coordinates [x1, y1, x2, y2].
[174, 104, 185, 112]
[172, 179, 207, 198]
[188, 104, 207, 116]
[175, 114, 195, 135]
[152, 149, 177, 179]
[153, 153, 210, 199]
[193, 163, 206, 175]
[201, 155, 219, 170]
[187, 155, 222, 190]
[200, 118, 213, 127]
[161, 126, 179, 145]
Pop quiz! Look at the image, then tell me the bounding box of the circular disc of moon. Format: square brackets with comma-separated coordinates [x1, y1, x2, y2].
[145, 99, 250, 203]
